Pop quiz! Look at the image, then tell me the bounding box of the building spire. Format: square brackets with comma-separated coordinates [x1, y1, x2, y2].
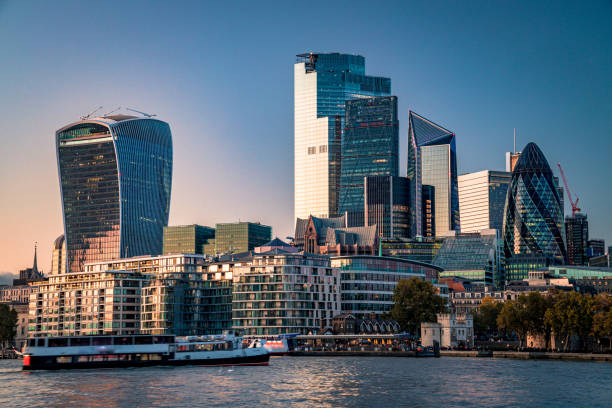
[32, 242, 38, 274]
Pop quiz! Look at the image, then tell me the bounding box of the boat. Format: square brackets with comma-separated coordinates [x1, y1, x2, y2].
[260, 338, 289, 356]
[22, 331, 270, 370]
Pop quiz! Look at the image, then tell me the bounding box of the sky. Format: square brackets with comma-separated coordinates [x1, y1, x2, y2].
[0, 0, 611, 275]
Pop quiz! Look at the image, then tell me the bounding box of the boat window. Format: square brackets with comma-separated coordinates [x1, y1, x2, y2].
[48, 338, 68, 347]
[114, 337, 133, 346]
[92, 337, 112, 346]
[152, 336, 173, 344]
[29, 339, 36, 347]
[71, 337, 91, 346]
[37, 339, 46, 347]
[135, 336, 153, 345]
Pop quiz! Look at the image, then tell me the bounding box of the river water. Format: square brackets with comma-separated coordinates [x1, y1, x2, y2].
[0, 357, 610, 407]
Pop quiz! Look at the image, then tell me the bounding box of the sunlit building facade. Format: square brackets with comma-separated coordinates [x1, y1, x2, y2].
[56, 115, 172, 272]
[50, 235, 67, 275]
[458, 170, 511, 233]
[203, 222, 271, 256]
[232, 251, 340, 335]
[339, 96, 399, 226]
[503, 142, 566, 281]
[294, 52, 390, 221]
[163, 224, 215, 255]
[407, 111, 459, 237]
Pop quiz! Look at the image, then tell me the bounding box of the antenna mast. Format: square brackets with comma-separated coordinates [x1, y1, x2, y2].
[126, 107, 157, 118]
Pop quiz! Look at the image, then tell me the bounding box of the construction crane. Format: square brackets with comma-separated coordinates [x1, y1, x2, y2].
[126, 107, 156, 118]
[80, 106, 103, 120]
[557, 162, 581, 216]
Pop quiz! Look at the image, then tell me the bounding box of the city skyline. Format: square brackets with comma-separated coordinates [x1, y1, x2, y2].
[1, 1, 611, 274]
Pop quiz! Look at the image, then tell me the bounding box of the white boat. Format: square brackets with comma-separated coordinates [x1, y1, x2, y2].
[22, 331, 269, 370]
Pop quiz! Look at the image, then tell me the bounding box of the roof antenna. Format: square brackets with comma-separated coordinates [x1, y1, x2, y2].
[103, 106, 122, 116]
[81, 106, 103, 120]
[126, 107, 157, 118]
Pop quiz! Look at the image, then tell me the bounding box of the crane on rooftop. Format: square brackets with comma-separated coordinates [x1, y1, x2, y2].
[80, 106, 103, 120]
[557, 162, 581, 217]
[126, 107, 156, 118]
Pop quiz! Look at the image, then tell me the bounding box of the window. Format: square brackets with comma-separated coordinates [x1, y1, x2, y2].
[319, 145, 327, 153]
[308, 146, 316, 155]
[48, 338, 68, 347]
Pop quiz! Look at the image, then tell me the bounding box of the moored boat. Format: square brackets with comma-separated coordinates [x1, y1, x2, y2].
[22, 331, 269, 370]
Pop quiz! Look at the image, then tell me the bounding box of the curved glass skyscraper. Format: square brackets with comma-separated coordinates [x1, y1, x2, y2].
[56, 114, 172, 272]
[502, 142, 566, 280]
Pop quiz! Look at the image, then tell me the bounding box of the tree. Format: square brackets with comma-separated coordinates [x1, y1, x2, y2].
[390, 277, 447, 334]
[0, 304, 18, 350]
[591, 294, 612, 351]
[473, 296, 503, 336]
[544, 291, 594, 351]
[497, 297, 529, 348]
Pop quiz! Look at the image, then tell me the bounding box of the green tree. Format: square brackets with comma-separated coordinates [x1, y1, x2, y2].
[591, 294, 612, 351]
[473, 296, 503, 335]
[0, 304, 18, 350]
[390, 277, 447, 334]
[544, 291, 594, 351]
[497, 297, 529, 348]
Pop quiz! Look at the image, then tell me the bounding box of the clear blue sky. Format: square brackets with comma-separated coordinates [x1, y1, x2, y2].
[0, 0, 611, 274]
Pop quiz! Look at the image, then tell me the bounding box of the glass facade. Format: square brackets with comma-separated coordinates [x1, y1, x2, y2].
[433, 230, 504, 287]
[163, 224, 215, 255]
[380, 238, 443, 264]
[407, 111, 459, 237]
[364, 176, 409, 239]
[294, 53, 390, 221]
[203, 222, 271, 255]
[331, 255, 441, 318]
[458, 170, 511, 233]
[57, 116, 172, 272]
[503, 142, 566, 281]
[565, 214, 588, 265]
[339, 96, 399, 226]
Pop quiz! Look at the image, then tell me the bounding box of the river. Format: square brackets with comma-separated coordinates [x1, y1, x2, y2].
[0, 357, 610, 407]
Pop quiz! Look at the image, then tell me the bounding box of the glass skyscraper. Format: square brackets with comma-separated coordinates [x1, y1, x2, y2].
[458, 170, 511, 233]
[56, 114, 172, 272]
[364, 176, 409, 239]
[407, 111, 459, 237]
[294, 53, 390, 221]
[339, 96, 399, 227]
[503, 142, 566, 281]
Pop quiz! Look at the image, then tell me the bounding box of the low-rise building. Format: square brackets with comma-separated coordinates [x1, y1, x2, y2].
[232, 250, 340, 335]
[331, 255, 442, 319]
[294, 215, 378, 255]
[437, 313, 474, 348]
[28, 270, 148, 337]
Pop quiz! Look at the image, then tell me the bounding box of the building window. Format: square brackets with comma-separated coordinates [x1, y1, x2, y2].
[319, 145, 327, 153]
[308, 147, 316, 155]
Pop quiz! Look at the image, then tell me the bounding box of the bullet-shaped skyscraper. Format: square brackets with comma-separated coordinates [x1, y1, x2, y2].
[56, 114, 172, 273]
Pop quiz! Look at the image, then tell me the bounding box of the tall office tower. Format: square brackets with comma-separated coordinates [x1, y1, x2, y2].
[458, 170, 511, 233]
[421, 185, 435, 237]
[364, 176, 410, 239]
[56, 114, 172, 272]
[565, 214, 588, 265]
[503, 142, 566, 281]
[587, 239, 605, 257]
[50, 234, 66, 275]
[407, 111, 459, 237]
[294, 52, 391, 221]
[163, 224, 215, 255]
[339, 96, 399, 227]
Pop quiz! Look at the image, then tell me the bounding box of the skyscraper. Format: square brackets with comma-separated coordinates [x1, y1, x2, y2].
[364, 176, 409, 239]
[56, 114, 172, 272]
[407, 111, 459, 237]
[565, 213, 588, 265]
[294, 52, 390, 221]
[503, 142, 566, 281]
[458, 170, 511, 233]
[339, 96, 399, 226]
[50, 234, 66, 275]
